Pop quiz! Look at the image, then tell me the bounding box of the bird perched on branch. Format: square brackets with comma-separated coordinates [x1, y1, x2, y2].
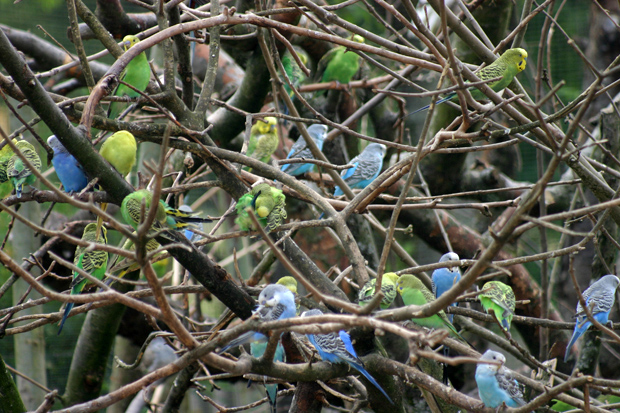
[475, 350, 526, 409]
[334, 143, 387, 197]
[317, 35, 365, 86]
[106, 235, 162, 284]
[301, 309, 394, 404]
[0, 138, 18, 184]
[246, 117, 279, 167]
[108, 35, 150, 120]
[565, 274, 620, 362]
[6, 140, 41, 198]
[219, 284, 296, 412]
[478, 281, 516, 331]
[58, 223, 108, 335]
[396, 274, 463, 339]
[431, 253, 462, 323]
[409, 48, 528, 115]
[235, 183, 286, 233]
[121, 189, 211, 233]
[358, 272, 399, 310]
[47, 135, 89, 193]
[280, 124, 328, 177]
[281, 49, 308, 99]
[100, 130, 137, 178]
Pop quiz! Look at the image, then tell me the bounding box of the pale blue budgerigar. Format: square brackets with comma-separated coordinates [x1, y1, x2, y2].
[334, 143, 387, 197]
[565, 274, 620, 362]
[219, 284, 296, 411]
[431, 252, 462, 323]
[301, 309, 394, 404]
[475, 350, 526, 409]
[47, 135, 89, 193]
[280, 124, 328, 176]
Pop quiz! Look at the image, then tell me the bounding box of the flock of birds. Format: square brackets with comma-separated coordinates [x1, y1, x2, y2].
[215, 254, 620, 411]
[1, 31, 614, 411]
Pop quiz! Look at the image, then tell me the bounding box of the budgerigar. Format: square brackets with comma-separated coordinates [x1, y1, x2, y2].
[565, 274, 620, 362]
[6, 140, 41, 198]
[478, 281, 516, 331]
[106, 234, 162, 283]
[47, 135, 89, 193]
[235, 183, 287, 233]
[317, 35, 365, 85]
[246, 117, 279, 166]
[358, 272, 399, 310]
[334, 143, 387, 197]
[301, 309, 394, 404]
[475, 350, 526, 409]
[98, 130, 138, 237]
[276, 276, 299, 314]
[0, 138, 17, 183]
[411, 48, 528, 115]
[58, 223, 108, 335]
[281, 48, 308, 98]
[431, 252, 462, 322]
[108, 35, 151, 120]
[396, 274, 462, 338]
[100, 130, 137, 177]
[280, 124, 328, 176]
[219, 284, 296, 411]
[121, 190, 211, 233]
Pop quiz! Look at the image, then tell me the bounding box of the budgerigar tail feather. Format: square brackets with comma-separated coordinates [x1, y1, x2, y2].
[404, 93, 456, 118]
[348, 361, 394, 404]
[58, 302, 74, 335]
[219, 331, 254, 354]
[266, 382, 278, 412]
[564, 321, 589, 362]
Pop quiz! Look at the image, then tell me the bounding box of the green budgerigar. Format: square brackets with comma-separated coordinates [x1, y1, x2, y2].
[0, 138, 17, 183]
[98, 129, 138, 237]
[396, 274, 462, 338]
[100, 130, 137, 177]
[410, 48, 528, 114]
[121, 189, 211, 233]
[478, 281, 516, 331]
[58, 223, 108, 334]
[235, 183, 287, 233]
[108, 35, 151, 119]
[246, 117, 279, 166]
[317, 35, 365, 85]
[281, 48, 309, 98]
[107, 235, 162, 283]
[6, 140, 41, 198]
[358, 272, 399, 309]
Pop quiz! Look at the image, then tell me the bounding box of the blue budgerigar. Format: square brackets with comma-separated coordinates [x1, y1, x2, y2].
[280, 124, 328, 176]
[565, 274, 620, 362]
[334, 143, 387, 197]
[301, 309, 394, 404]
[475, 350, 526, 409]
[431, 252, 462, 323]
[47, 135, 89, 193]
[219, 284, 296, 412]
